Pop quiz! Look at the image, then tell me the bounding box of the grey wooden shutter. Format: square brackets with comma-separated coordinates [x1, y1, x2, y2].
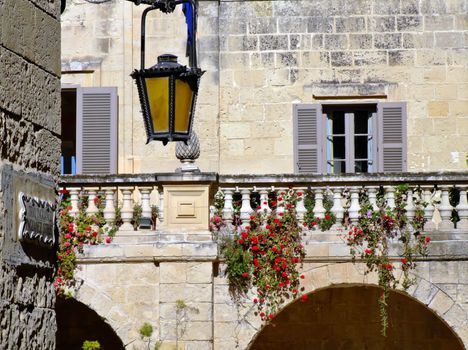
[377, 102, 407, 172]
[293, 104, 323, 174]
[76, 87, 118, 174]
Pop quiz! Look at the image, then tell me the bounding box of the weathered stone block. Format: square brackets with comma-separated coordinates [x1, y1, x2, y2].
[228, 35, 258, 51]
[374, 33, 402, 49]
[369, 16, 396, 32]
[278, 17, 307, 33]
[330, 51, 353, 67]
[389, 50, 415, 66]
[402, 32, 434, 48]
[354, 50, 387, 66]
[335, 16, 366, 33]
[259, 34, 288, 51]
[324, 34, 348, 50]
[435, 32, 464, 48]
[397, 16, 423, 31]
[307, 17, 333, 33]
[276, 52, 298, 67]
[349, 34, 373, 49]
[248, 17, 277, 34]
[373, 0, 400, 15]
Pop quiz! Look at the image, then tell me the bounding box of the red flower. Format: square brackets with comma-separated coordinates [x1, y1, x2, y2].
[274, 218, 280, 224]
[364, 248, 373, 255]
[292, 289, 298, 294]
[252, 245, 259, 251]
[325, 214, 331, 220]
[282, 272, 288, 278]
[303, 222, 308, 227]
[63, 242, 71, 247]
[105, 237, 112, 243]
[300, 274, 305, 279]
[279, 213, 284, 217]
[297, 192, 302, 197]
[263, 201, 267, 205]
[281, 192, 285, 195]
[271, 200, 277, 206]
[238, 239, 244, 245]
[250, 215, 256, 220]
[272, 247, 278, 253]
[65, 233, 72, 239]
[253, 298, 258, 303]
[266, 224, 271, 230]
[425, 237, 431, 243]
[286, 203, 293, 209]
[260, 312, 265, 317]
[401, 258, 408, 264]
[245, 226, 250, 231]
[253, 259, 259, 267]
[268, 314, 274, 320]
[251, 236, 258, 244]
[242, 272, 249, 278]
[300, 294, 309, 302]
[311, 221, 317, 226]
[92, 231, 98, 237]
[241, 231, 249, 239]
[278, 197, 283, 201]
[59, 189, 68, 195]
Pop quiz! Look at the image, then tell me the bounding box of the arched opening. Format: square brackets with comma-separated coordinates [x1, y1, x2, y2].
[56, 296, 125, 350]
[250, 285, 464, 350]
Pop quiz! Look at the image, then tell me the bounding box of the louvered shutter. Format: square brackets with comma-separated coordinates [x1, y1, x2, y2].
[76, 87, 118, 174]
[377, 102, 407, 172]
[293, 104, 324, 174]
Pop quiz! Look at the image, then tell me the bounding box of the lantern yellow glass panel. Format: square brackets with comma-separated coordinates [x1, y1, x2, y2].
[174, 80, 193, 133]
[146, 77, 169, 133]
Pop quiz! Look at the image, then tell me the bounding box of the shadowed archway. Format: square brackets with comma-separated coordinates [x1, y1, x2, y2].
[56, 296, 125, 350]
[250, 285, 464, 350]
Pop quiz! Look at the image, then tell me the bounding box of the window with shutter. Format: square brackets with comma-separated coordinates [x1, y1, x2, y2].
[293, 104, 323, 174]
[377, 102, 407, 172]
[76, 87, 118, 175]
[293, 102, 406, 174]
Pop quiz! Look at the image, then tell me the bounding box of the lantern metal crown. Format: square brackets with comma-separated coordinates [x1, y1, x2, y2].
[130, 0, 204, 145]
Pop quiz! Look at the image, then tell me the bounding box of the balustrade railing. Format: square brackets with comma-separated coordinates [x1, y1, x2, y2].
[60, 172, 468, 234]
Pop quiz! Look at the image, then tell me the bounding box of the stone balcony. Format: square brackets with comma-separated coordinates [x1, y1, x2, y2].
[60, 172, 468, 263]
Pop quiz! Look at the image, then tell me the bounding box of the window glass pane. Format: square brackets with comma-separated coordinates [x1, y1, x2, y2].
[331, 112, 345, 134]
[355, 136, 369, 159]
[332, 136, 345, 159]
[354, 110, 370, 134]
[328, 160, 346, 174]
[355, 161, 369, 173]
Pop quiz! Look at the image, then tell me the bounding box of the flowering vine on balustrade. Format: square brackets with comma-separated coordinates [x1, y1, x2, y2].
[54, 190, 117, 297]
[345, 184, 430, 336]
[212, 190, 307, 322]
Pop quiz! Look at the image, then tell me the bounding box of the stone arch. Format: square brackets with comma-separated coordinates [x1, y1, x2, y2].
[242, 262, 467, 349]
[56, 295, 125, 350]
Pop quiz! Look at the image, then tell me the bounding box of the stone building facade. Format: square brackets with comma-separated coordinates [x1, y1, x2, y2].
[61, 0, 467, 174]
[0, 0, 61, 349]
[59, 0, 468, 350]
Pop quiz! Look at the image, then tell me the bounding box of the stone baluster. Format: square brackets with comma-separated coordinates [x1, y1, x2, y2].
[259, 188, 271, 214]
[330, 187, 344, 228]
[455, 185, 468, 230]
[438, 186, 454, 230]
[68, 187, 81, 217]
[385, 186, 396, 209]
[422, 185, 436, 231]
[222, 188, 234, 224]
[139, 186, 153, 229]
[367, 186, 379, 211]
[348, 187, 361, 224]
[295, 187, 307, 223]
[85, 187, 99, 216]
[312, 188, 325, 219]
[158, 187, 164, 224]
[103, 187, 116, 226]
[276, 188, 286, 215]
[240, 188, 253, 226]
[406, 189, 415, 222]
[120, 187, 134, 231]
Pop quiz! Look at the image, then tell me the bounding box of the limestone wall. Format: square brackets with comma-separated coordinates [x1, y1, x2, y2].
[61, 0, 467, 174]
[0, 0, 61, 348]
[75, 242, 468, 349]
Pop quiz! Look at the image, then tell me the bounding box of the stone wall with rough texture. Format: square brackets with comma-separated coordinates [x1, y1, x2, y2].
[61, 0, 467, 174]
[0, 0, 61, 348]
[74, 241, 468, 350]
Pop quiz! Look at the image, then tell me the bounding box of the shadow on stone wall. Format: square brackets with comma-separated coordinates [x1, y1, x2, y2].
[250, 285, 464, 350]
[56, 296, 125, 350]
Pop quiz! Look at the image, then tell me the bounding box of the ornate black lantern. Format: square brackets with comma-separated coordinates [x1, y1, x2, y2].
[130, 0, 203, 144]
